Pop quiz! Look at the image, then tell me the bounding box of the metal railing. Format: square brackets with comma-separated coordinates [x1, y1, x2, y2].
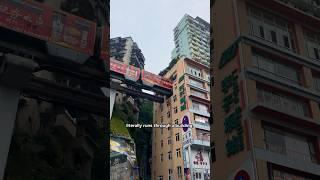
[265, 142, 317, 164]
[252, 66, 301, 86]
[257, 89, 309, 117]
[194, 121, 210, 127]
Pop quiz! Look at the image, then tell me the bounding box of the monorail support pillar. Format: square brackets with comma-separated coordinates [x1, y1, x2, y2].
[0, 54, 37, 179]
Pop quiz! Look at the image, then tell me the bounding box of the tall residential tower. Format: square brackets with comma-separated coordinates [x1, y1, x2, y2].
[211, 0, 320, 179]
[171, 14, 210, 66]
[110, 37, 145, 68]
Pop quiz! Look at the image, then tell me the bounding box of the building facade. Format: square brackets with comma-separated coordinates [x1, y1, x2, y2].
[152, 57, 211, 180]
[171, 14, 210, 66]
[211, 0, 320, 179]
[110, 37, 145, 68]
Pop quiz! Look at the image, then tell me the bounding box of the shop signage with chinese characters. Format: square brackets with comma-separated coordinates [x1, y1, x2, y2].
[0, 0, 52, 40]
[221, 70, 244, 157]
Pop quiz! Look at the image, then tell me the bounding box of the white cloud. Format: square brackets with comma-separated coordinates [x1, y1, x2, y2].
[111, 0, 210, 74]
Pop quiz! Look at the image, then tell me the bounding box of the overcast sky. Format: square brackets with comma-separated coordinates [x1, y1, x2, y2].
[110, 0, 210, 74]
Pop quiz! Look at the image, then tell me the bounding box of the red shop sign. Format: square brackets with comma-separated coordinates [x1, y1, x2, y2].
[0, 0, 52, 40]
[50, 10, 96, 55]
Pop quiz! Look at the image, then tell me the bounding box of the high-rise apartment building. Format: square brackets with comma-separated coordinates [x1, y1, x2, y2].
[171, 14, 210, 66]
[110, 37, 145, 68]
[152, 57, 211, 180]
[211, 0, 320, 179]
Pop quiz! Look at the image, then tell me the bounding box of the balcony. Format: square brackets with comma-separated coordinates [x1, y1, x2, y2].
[278, 0, 320, 17]
[250, 90, 320, 130]
[247, 67, 320, 104]
[188, 81, 208, 93]
[193, 121, 210, 131]
[190, 92, 210, 103]
[191, 137, 210, 149]
[265, 142, 317, 164]
[253, 0, 320, 29]
[186, 72, 210, 83]
[189, 108, 210, 117]
[254, 144, 320, 176]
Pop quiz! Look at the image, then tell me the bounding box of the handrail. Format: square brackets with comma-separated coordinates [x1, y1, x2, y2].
[252, 66, 301, 85]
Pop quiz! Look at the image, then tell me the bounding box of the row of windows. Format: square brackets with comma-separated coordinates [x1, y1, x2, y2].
[248, 6, 320, 61]
[160, 134, 180, 147]
[253, 51, 320, 93]
[265, 126, 317, 164]
[157, 166, 182, 180]
[159, 149, 181, 162]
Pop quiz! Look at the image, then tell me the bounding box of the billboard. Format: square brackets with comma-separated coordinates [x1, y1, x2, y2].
[141, 70, 173, 90]
[50, 10, 96, 55]
[110, 59, 140, 82]
[0, 0, 52, 40]
[0, 0, 97, 56]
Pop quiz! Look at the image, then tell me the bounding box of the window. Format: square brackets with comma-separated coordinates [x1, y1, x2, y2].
[174, 107, 178, 114]
[175, 119, 179, 124]
[270, 30, 277, 43]
[194, 172, 202, 179]
[168, 169, 173, 180]
[304, 30, 320, 60]
[168, 137, 172, 144]
[177, 166, 182, 177]
[257, 88, 309, 117]
[160, 154, 163, 162]
[158, 176, 163, 180]
[314, 48, 320, 59]
[173, 95, 177, 102]
[252, 53, 300, 85]
[283, 35, 290, 48]
[248, 6, 293, 50]
[167, 111, 171, 118]
[175, 133, 180, 141]
[168, 151, 172, 160]
[187, 66, 201, 77]
[313, 74, 320, 91]
[264, 127, 317, 163]
[161, 140, 163, 147]
[259, 25, 265, 38]
[176, 148, 181, 157]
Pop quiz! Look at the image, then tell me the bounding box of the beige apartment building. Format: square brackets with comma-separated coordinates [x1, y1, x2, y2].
[152, 57, 211, 180]
[211, 0, 320, 179]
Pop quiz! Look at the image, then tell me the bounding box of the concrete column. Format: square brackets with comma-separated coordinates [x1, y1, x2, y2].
[0, 54, 37, 180]
[293, 24, 307, 56]
[0, 86, 20, 179]
[301, 66, 313, 88]
[110, 89, 116, 119]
